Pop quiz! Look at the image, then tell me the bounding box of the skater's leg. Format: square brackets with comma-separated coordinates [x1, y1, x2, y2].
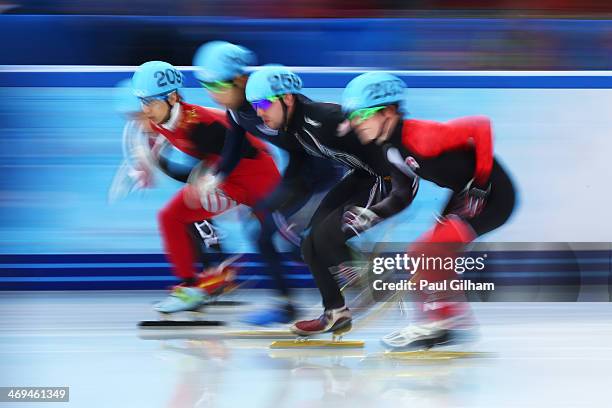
[257, 214, 293, 299]
[302, 172, 377, 309]
[155, 152, 277, 314]
[415, 160, 516, 315]
[257, 178, 313, 296]
[383, 161, 517, 348]
[301, 234, 342, 307]
[188, 222, 214, 270]
[301, 210, 349, 310]
[442, 160, 516, 237]
[242, 176, 315, 325]
[156, 186, 238, 313]
[380, 216, 477, 348]
[293, 173, 380, 335]
[158, 188, 225, 283]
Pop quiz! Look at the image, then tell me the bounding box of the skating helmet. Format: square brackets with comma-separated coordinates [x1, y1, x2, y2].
[193, 41, 255, 83]
[132, 61, 184, 99]
[341, 72, 405, 115]
[245, 65, 302, 103]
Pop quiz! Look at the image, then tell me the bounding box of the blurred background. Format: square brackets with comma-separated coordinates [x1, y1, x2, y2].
[2, 1, 612, 69]
[1, 1, 611, 290]
[2, 8, 611, 407]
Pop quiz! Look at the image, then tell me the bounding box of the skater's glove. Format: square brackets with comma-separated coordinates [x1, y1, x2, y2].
[128, 161, 154, 189]
[342, 206, 381, 235]
[459, 179, 491, 219]
[195, 173, 221, 201]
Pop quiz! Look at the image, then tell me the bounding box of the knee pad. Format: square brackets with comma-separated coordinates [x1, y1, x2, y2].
[420, 214, 476, 244]
[408, 215, 477, 283]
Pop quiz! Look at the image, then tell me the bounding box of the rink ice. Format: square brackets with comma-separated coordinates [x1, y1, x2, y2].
[1, 289, 611, 408]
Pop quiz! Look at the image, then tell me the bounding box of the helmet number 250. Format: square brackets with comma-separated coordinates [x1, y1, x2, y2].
[268, 73, 301, 93]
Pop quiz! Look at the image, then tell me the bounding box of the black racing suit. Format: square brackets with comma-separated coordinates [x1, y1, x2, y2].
[286, 95, 415, 310]
[214, 100, 342, 301]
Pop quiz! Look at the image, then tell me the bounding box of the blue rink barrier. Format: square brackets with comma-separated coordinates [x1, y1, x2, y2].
[1, 67, 612, 293]
[0, 253, 310, 290]
[0, 250, 610, 292]
[3, 68, 612, 88]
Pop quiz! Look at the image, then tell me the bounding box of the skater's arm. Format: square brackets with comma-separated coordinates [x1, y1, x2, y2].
[122, 120, 158, 168]
[406, 116, 494, 187]
[215, 110, 249, 180]
[448, 116, 494, 187]
[368, 155, 419, 218]
[122, 119, 159, 188]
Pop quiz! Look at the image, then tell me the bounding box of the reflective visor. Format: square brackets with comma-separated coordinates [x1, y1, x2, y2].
[348, 106, 385, 124]
[251, 96, 280, 112]
[199, 80, 234, 93]
[138, 94, 170, 106]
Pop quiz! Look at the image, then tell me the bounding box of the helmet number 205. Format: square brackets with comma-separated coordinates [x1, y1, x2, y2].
[154, 69, 183, 87]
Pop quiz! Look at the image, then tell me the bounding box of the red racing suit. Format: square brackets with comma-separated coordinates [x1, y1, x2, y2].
[379, 116, 516, 322]
[373, 116, 514, 235]
[150, 102, 281, 280]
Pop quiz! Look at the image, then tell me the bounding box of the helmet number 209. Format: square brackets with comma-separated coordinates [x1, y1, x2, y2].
[154, 69, 183, 87]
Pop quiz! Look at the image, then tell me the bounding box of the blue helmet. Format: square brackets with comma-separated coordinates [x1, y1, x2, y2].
[245, 65, 302, 102]
[113, 78, 141, 114]
[193, 41, 255, 83]
[341, 72, 406, 114]
[131, 61, 184, 98]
